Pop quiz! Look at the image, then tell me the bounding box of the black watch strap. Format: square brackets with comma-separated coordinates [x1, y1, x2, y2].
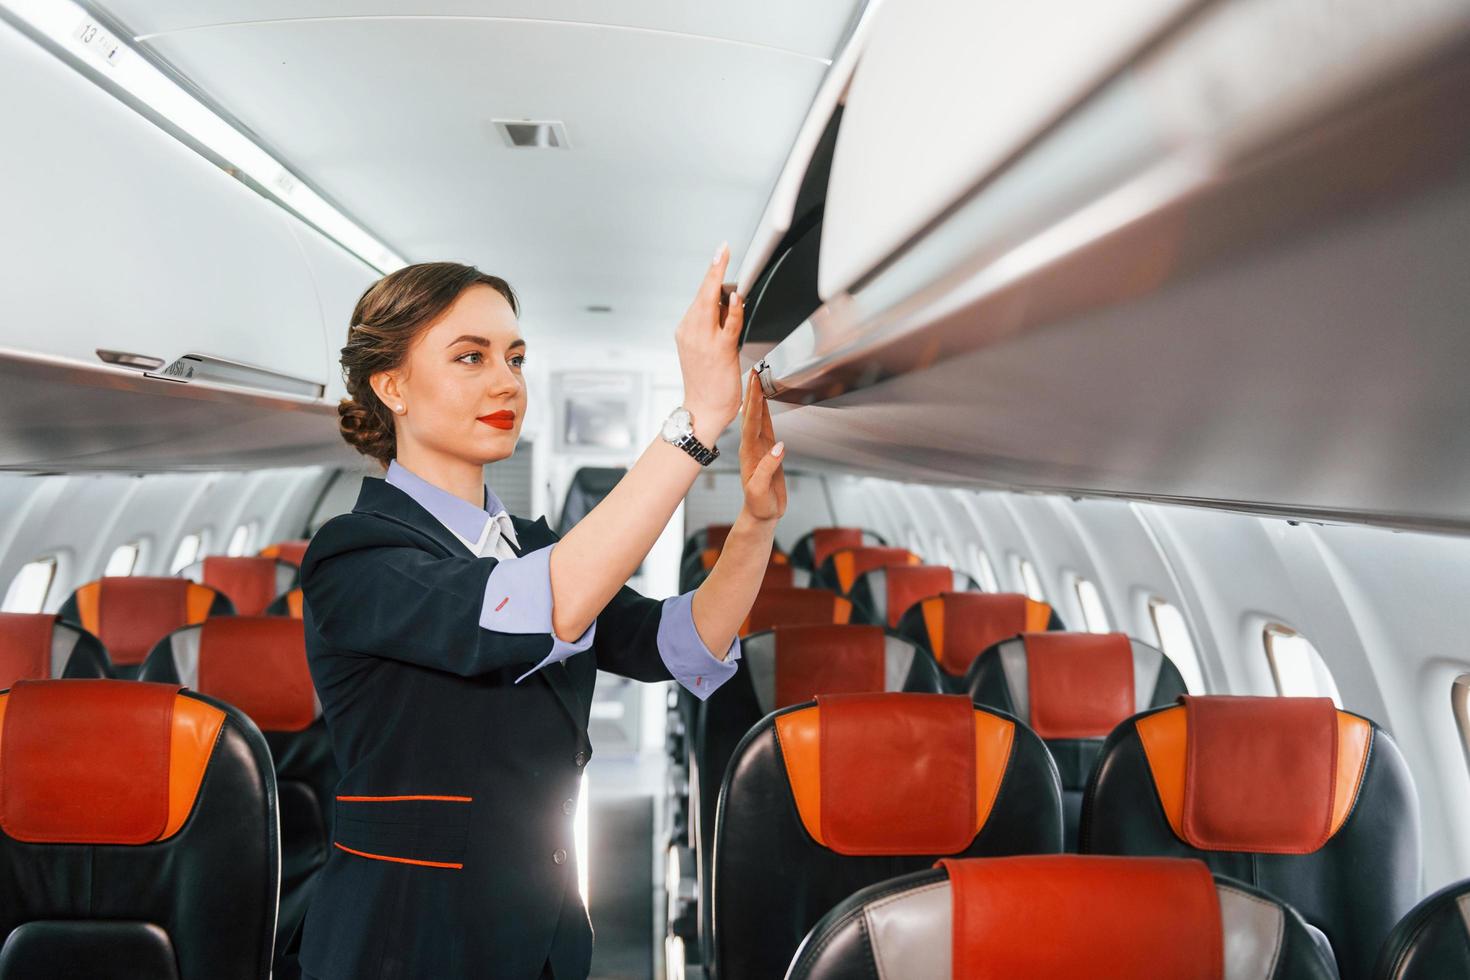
[672, 431, 720, 466]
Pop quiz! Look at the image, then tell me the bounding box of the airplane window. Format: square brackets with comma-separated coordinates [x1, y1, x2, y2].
[1, 558, 57, 614]
[930, 536, 954, 567]
[1018, 558, 1046, 602]
[1263, 625, 1343, 707]
[226, 523, 256, 557]
[1074, 577, 1111, 633]
[104, 542, 141, 577]
[169, 533, 203, 574]
[972, 547, 1000, 592]
[1148, 598, 1206, 694]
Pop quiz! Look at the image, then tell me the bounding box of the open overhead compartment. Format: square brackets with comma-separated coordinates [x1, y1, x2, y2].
[744, 0, 1470, 533]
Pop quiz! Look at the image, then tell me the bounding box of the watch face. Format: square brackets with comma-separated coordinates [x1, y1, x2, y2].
[662, 407, 692, 442]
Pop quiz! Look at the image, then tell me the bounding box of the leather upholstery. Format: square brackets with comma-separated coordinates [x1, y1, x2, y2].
[848, 565, 982, 628]
[712, 693, 1061, 979]
[691, 628, 946, 964]
[896, 592, 1065, 684]
[740, 587, 851, 636]
[813, 547, 923, 595]
[1082, 698, 1419, 980]
[1373, 878, 1470, 979]
[0, 681, 278, 979]
[679, 525, 790, 592]
[260, 540, 310, 568]
[787, 858, 1340, 980]
[788, 527, 886, 571]
[0, 613, 112, 685]
[58, 577, 233, 676]
[180, 557, 298, 617]
[266, 588, 306, 619]
[141, 619, 335, 978]
[967, 633, 1186, 848]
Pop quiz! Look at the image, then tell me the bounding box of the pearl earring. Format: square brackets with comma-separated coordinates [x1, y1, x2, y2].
[394, 404, 405, 414]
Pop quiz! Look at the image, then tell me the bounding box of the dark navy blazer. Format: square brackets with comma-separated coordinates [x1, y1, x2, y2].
[294, 475, 685, 980]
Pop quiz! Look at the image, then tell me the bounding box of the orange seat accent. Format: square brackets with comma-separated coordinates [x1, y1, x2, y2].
[811, 528, 865, 572]
[73, 581, 102, 638]
[884, 565, 954, 627]
[741, 588, 851, 636]
[832, 547, 921, 594]
[0, 680, 179, 843]
[0, 686, 223, 843]
[261, 540, 310, 567]
[939, 855, 1223, 979]
[774, 695, 1014, 856]
[1025, 633, 1135, 739]
[333, 841, 463, 870]
[774, 625, 887, 710]
[285, 589, 305, 619]
[196, 619, 317, 732]
[1136, 700, 1373, 854]
[0, 614, 56, 688]
[920, 593, 1054, 675]
[201, 556, 281, 616]
[771, 551, 790, 566]
[700, 547, 721, 570]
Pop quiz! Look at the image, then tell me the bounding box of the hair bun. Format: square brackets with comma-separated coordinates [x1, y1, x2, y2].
[337, 397, 395, 465]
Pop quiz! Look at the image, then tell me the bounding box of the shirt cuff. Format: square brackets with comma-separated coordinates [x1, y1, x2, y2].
[478, 545, 596, 683]
[657, 590, 741, 702]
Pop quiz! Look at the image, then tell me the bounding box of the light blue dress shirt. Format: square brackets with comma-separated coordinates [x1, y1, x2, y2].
[385, 460, 740, 699]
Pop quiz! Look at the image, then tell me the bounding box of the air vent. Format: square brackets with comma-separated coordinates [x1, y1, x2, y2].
[493, 120, 569, 149]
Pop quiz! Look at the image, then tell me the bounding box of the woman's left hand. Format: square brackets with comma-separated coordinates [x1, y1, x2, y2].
[739, 369, 787, 522]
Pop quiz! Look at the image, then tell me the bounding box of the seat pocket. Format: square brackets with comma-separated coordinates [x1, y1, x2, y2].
[332, 794, 472, 870]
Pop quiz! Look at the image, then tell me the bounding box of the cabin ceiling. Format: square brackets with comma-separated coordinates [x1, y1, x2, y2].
[95, 0, 862, 346]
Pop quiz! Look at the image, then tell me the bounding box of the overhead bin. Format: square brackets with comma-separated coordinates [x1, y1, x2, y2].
[0, 16, 367, 402]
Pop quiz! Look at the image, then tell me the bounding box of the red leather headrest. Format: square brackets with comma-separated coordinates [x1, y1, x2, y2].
[883, 565, 954, 628]
[705, 524, 734, 551]
[1, 679, 180, 843]
[196, 618, 316, 732]
[76, 578, 218, 665]
[830, 547, 921, 594]
[774, 693, 1015, 856]
[202, 556, 282, 617]
[261, 540, 309, 567]
[1136, 696, 1373, 854]
[0, 614, 56, 689]
[938, 855, 1222, 978]
[918, 593, 1054, 675]
[811, 528, 865, 571]
[761, 564, 795, 590]
[1024, 632, 1135, 739]
[742, 588, 851, 636]
[774, 625, 886, 709]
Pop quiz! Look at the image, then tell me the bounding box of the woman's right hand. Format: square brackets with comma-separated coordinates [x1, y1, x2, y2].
[675, 243, 744, 437]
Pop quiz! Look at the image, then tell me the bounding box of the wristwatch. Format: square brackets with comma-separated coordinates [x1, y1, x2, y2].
[660, 406, 720, 466]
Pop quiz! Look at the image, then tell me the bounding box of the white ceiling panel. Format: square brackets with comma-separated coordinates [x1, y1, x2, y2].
[85, 3, 860, 345]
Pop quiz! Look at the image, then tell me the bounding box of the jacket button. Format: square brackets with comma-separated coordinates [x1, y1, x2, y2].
[552, 848, 567, 865]
[574, 752, 587, 767]
[562, 799, 576, 816]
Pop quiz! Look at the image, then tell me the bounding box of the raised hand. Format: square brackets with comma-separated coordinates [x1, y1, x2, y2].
[675, 243, 744, 438]
[739, 368, 787, 522]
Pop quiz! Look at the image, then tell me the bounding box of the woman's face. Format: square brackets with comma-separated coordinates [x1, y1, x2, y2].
[377, 284, 528, 465]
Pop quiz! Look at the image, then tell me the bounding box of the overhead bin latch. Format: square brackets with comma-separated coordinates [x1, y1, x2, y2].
[754, 359, 777, 399]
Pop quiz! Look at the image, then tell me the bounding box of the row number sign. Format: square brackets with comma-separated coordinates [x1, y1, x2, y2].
[72, 18, 122, 69]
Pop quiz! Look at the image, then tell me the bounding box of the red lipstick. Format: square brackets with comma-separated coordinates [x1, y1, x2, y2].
[478, 410, 516, 430]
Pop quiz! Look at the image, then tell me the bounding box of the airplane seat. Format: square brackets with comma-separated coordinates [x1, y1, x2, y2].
[787, 855, 1340, 980]
[788, 527, 886, 572]
[848, 563, 982, 628]
[557, 465, 627, 536]
[1081, 695, 1419, 980]
[259, 540, 310, 568]
[712, 691, 1063, 979]
[0, 612, 113, 684]
[266, 588, 305, 618]
[895, 591, 1065, 689]
[965, 632, 1187, 848]
[680, 523, 790, 592]
[812, 546, 922, 596]
[139, 618, 335, 977]
[0, 679, 278, 979]
[684, 555, 802, 593]
[1373, 877, 1470, 979]
[685, 626, 947, 966]
[179, 556, 298, 617]
[58, 578, 234, 679]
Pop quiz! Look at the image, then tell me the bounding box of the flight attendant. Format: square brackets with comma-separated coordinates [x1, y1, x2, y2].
[294, 245, 786, 980]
